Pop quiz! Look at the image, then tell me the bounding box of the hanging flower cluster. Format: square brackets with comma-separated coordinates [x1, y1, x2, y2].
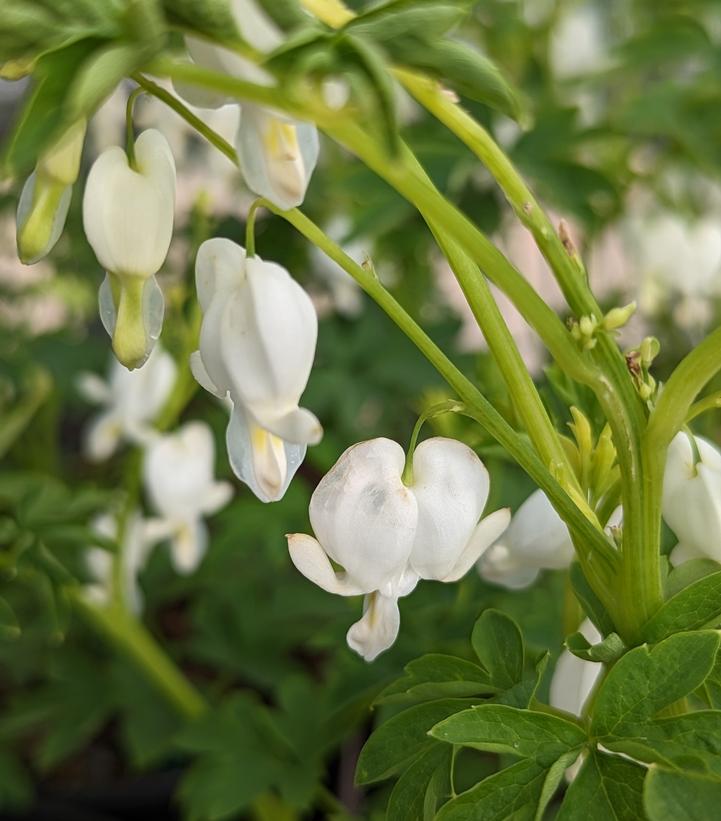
[288, 437, 510, 660]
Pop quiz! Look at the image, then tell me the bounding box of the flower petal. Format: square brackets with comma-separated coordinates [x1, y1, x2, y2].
[346, 592, 401, 662]
[84, 411, 122, 462]
[442, 507, 511, 583]
[287, 533, 368, 596]
[170, 518, 208, 575]
[190, 350, 223, 397]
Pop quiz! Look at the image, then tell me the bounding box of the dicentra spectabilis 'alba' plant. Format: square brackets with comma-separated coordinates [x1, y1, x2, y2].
[663, 432, 721, 564]
[143, 422, 233, 574]
[478, 489, 574, 589]
[84, 512, 150, 614]
[191, 238, 321, 503]
[16, 119, 86, 264]
[181, 1, 319, 209]
[82, 129, 176, 369]
[77, 346, 177, 462]
[288, 437, 510, 661]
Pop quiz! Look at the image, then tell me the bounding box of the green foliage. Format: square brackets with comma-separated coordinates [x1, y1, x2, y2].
[642, 571, 721, 642]
[644, 768, 721, 821]
[565, 630, 626, 664]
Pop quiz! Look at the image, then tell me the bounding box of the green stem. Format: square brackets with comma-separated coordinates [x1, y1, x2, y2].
[267, 202, 618, 588]
[133, 73, 239, 165]
[402, 399, 465, 485]
[125, 87, 145, 167]
[686, 390, 721, 423]
[246, 199, 264, 257]
[72, 595, 206, 720]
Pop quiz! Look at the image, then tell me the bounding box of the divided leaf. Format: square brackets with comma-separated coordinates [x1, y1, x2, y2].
[471, 609, 524, 690]
[642, 571, 721, 642]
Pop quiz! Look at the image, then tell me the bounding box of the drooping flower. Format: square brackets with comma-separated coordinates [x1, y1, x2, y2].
[16, 119, 86, 265]
[143, 421, 233, 574]
[180, 3, 319, 210]
[478, 489, 574, 589]
[663, 432, 721, 564]
[288, 437, 510, 661]
[191, 237, 322, 502]
[84, 511, 150, 614]
[77, 345, 177, 462]
[83, 129, 176, 369]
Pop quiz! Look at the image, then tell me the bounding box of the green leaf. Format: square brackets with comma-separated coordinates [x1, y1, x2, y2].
[395, 39, 522, 120]
[569, 562, 615, 635]
[0, 598, 20, 641]
[644, 768, 721, 821]
[386, 743, 452, 821]
[602, 711, 721, 778]
[430, 704, 586, 766]
[556, 750, 646, 821]
[160, 0, 238, 40]
[346, 4, 466, 45]
[642, 571, 721, 642]
[377, 653, 498, 704]
[435, 758, 548, 821]
[471, 609, 524, 690]
[591, 631, 720, 737]
[665, 559, 721, 599]
[566, 631, 626, 664]
[356, 699, 474, 784]
[495, 651, 549, 710]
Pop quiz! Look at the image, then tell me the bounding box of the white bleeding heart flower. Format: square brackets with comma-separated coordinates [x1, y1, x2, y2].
[190, 237, 321, 503]
[17, 119, 86, 265]
[82, 129, 176, 369]
[663, 432, 721, 565]
[77, 346, 177, 462]
[84, 511, 151, 614]
[550, 619, 603, 718]
[143, 421, 233, 574]
[478, 489, 574, 589]
[180, 6, 319, 210]
[287, 437, 510, 661]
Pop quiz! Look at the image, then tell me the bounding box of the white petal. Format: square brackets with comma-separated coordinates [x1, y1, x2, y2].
[84, 411, 122, 462]
[409, 437, 491, 580]
[230, 0, 285, 53]
[478, 543, 541, 590]
[114, 344, 177, 426]
[346, 592, 401, 662]
[190, 350, 223, 397]
[549, 619, 603, 718]
[669, 542, 706, 567]
[225, 403, 305, 502]
[195, 237, 246, 312]
[252, 405, 323, 447]
[442, 507, 511, 583]
[309, 438, 418, 593]
[76, 372, 112, 405]
[199, 481, 234, 515]
[502, 490, 574, 570]
[236, 107, 319, 209]
[170, 518, 208, 575]
[287, 533, 369, 595]
[83, 129, 176, 277]
[219, 256, 318, 438]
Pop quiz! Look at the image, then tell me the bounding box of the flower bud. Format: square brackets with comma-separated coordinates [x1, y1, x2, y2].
[16, 119, 86, 264]
[83, 129, 176, 369]
[191, 238, 321, 502]
[288, 436, 509, 660]
[602, 301, 636, 332]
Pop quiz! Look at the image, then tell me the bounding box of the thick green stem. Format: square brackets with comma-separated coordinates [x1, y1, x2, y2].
[73, 595, 206, 720]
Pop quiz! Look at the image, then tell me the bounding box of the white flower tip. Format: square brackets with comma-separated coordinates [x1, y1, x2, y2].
[261, 406, 323, 446]
[346, 593, 401, 662]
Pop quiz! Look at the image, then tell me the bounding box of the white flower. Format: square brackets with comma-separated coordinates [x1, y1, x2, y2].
[550, 619, 603, 719]
[180, 6, 319, 210]
[77, 346, 177, 462]
[83, 129, 176, 369]
[191, 237, 321, 502]
[84, 511, 150, 614]
[288, 437, 510, 661]
[549, 2, 609, 80]
[143, 421, 233, 574]
[663, 432, 721, 564]
[478, 489, 574, 589]
[16, 119, 86, 264]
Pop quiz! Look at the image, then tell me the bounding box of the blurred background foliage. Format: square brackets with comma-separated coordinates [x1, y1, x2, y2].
[1, 0, 721, 818]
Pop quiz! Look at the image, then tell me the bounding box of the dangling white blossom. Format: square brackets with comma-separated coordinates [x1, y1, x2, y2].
[143, 421, 233, 574]
[663, 432, 721, 565]
[83, 129, 176, 369]
[16, 119, 86, 264]
[191, 238, 321, 502]
[478, 489, 574, 589]
[84, 511, 151, 614]
[180, 3, 319, 210]
[288, 437, 510, 661]
[77, 345, 177, 462]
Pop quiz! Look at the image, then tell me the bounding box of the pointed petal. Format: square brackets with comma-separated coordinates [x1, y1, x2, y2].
[287, 533, 368, 595]
[84, 411, 122, 462]
[170, 518, 208, 575]
[346, 592, 401, 662]
[190, 350, 224, 397]
[478, 543, 541, 590]
[443, 507, 511, 583]
[76, 372, 112, 405]
[250, 405, 323, 447]
[225, 403, 305, 502]
[199, 481, 233, 515]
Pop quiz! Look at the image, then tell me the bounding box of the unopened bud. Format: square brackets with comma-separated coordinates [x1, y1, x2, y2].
[640, 336, 660, 366]
[602, 301, 636, 331]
